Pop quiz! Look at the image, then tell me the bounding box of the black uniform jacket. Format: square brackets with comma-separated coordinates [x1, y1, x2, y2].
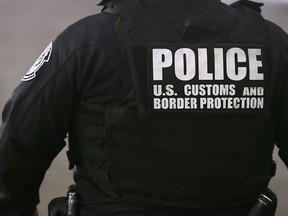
[0, 0, 288, 215]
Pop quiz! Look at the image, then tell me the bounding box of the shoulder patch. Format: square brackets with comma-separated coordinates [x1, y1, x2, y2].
[22, 42, 53, 81]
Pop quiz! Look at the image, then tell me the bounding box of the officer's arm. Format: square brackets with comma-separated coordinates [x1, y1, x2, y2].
[0, 32, 79, 215]
[275, 27, 288, 168]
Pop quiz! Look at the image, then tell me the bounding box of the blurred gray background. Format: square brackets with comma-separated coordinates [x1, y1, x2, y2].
[0, 0, 287, 215]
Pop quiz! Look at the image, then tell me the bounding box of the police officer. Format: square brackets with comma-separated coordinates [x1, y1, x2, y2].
[0, 0, 287, 215]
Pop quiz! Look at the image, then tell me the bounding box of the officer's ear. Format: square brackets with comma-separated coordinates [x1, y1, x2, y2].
[230, 0, 264, 14]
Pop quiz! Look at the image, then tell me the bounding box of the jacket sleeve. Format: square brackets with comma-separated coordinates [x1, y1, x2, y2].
[274, 26, 288, 168]
[0, 32, 79, 215]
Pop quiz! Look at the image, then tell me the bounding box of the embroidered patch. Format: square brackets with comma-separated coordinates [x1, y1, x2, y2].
[22, 42, 53, 81]
[148, 44, 269, 115]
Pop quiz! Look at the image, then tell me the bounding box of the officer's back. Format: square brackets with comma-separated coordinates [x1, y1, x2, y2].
[0, 0, 287, 216]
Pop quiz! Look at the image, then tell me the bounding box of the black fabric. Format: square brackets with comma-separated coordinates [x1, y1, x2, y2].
[66, 0, 286, 213]
[0, 0, 288, 215]
[71, 180, 253, 216]
[94, 0, 272, 209]
[70, 0, 277, 211]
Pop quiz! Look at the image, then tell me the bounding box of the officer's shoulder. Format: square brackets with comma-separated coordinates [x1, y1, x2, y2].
[55, 13, 119, 50]
[66, 13, 116, 34]
[265, 20, 288, 47]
